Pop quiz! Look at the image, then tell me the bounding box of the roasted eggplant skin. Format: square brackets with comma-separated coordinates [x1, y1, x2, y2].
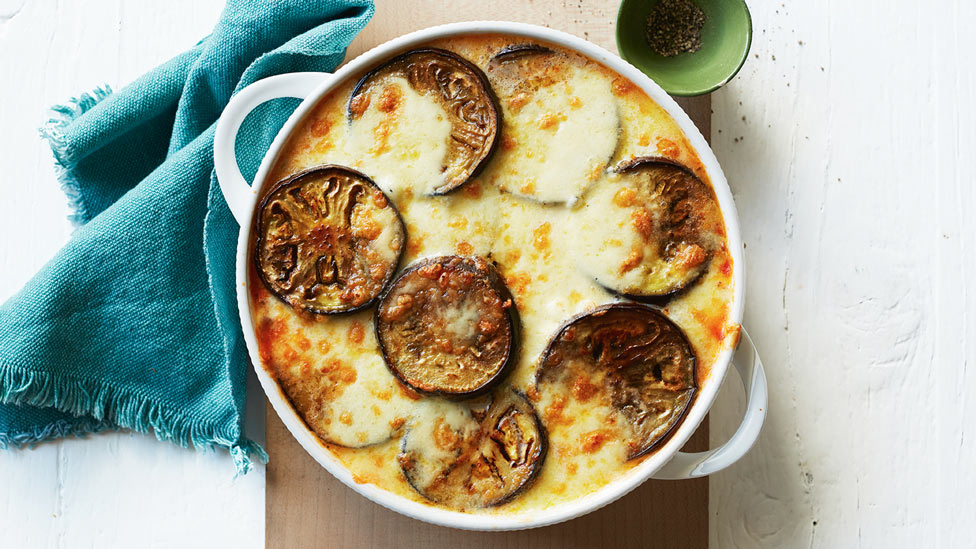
[346, 48, 502, 195]
[594, 157, 719, 301]
[254, 164, 406, 315]
[535, 302, 697, 460]
[398, 388, 547, 509]
[491, 43, 556, 62]
[375, 255, 520, 400]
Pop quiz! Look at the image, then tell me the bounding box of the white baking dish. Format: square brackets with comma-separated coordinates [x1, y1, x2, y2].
[213, 21, 766, 531]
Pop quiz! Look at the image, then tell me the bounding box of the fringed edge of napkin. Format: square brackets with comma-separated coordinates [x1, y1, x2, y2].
[1, 363, 268, 475]
[38, 85, 113, 227]
[11, 87, 269, 475]
[0, 417, 112, 450]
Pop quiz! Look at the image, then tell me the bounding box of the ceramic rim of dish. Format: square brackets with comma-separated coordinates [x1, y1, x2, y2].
[224, 21, 745, 531]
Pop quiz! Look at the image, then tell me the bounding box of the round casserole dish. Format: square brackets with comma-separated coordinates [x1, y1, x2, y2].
[213, 21, 767, 531]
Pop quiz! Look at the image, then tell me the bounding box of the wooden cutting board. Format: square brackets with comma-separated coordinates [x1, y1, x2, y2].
[266, 2, 711, 547]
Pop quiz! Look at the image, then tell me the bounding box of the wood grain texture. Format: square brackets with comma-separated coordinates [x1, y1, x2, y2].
[265, 2, 710, 547]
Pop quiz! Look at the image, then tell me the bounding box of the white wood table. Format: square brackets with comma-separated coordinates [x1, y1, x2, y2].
[1, 1, 973, 547]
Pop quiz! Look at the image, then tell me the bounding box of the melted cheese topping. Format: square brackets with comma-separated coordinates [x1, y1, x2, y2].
[483, 64, 619, 204]
[251, 34, 736, 515]
[346, 77, 453, 196]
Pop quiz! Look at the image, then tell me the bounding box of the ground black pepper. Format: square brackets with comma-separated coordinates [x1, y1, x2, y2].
[645, 0, 706, 57]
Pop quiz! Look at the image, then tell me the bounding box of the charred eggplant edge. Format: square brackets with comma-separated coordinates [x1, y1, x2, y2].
[345, 48, 502, 195]
[589, 156, 720, 301]
[374, 255, 521, 400]
[490, 43, 557, 62]
[396, 387, 548, 508]
[253, 164, 407, 316]
[533, 301, 698, 461]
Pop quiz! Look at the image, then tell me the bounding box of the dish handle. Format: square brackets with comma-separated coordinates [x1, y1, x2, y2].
[652, 327, 767, 479]
[213, 72, 334, 224]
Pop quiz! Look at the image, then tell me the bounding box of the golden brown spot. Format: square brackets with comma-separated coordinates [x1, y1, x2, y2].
[631, 208, 653, 237]
[378, 84, 402, 113]
[620, 249, 643, 274]
[255, 317, 288, 364]
[347, 322, 365, 344]
[501, 134, 517, 151]
[544, 394, 572, 426]
[456, 241, 474, 255]
[520, 179, 536, 194]
[569, 96, 582, 109]
[526, 385, 541, 402]
[310, 117, 333, 138]
[656, 137, 680, 158]
[433, 419, 461, 451]
[339, 412, 353, 426]
[612, 77, 635, 96]
[572, 374, 600, 401]
[613, 187, 637, 208]
[580, 430, 613, 453]
[507, 92, 530, 111]
[448, 217, 468, 230]
[676, 243, 708, 268]
[638, 133, 651, 147]
[376, 389, 393, 401]
[729, 323, 742, 350]
[370, 119, 393, 155]
[505, 272, 533, 297]
[537, 112, 566, 130]
[417, 262, 443, 279]
[693, 304, 729, 342]
[348, 93, 370, 117]
[353, 216, 382, 240]
[371, 404, 382, 417]
[381, 293, 415, 323]
[506, 249, 522, 264]
[532, 222, 551, 251]
[568, 290, 582, 304]
[407, 234, 425, 256]
[720, 258, 733, 276]
[390, 417, 406, 430]
[588, 163, 604, 181]
[282, 346, 298, 362]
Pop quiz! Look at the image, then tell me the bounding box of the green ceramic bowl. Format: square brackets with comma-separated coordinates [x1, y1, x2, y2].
[616, 0, 752, 96]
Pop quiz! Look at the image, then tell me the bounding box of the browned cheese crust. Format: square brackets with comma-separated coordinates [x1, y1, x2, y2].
[376, 255, 518, 398]
[348, 48, 501, 194]
[398, 389, 546, 509]
[536, 303, 696, 459]
[255, 165, 406, 314]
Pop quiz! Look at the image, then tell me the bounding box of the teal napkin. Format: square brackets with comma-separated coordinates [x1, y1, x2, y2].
[0, 0, 374, 473]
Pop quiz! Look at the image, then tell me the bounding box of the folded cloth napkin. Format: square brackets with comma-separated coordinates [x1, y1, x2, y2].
[0, 0, 374, 473]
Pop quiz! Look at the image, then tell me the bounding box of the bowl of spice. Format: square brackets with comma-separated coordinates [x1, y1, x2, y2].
[616, 0, 752, 96]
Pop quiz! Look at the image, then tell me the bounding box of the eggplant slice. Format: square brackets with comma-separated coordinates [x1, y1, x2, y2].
[347, 48, 500, 195]
[484, 44, 619, 205]
[536, 303, 696, 459]
[573, 157, 723, 299]
[376, 256, 518, 399]
[398, 389, 547, 509]
[255, 165, 406, 314]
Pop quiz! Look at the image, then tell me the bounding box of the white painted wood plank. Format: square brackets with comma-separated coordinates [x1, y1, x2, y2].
[0, 1, 263, 547]
[710, 0, 975, 546]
